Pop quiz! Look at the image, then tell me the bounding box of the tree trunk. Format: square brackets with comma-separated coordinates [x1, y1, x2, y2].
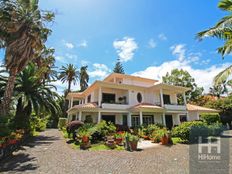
[0, 68, 17, 117]
[68, 80, 71, 92]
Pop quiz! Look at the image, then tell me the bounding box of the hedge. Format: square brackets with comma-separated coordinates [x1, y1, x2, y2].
[200, 113, 220, 125]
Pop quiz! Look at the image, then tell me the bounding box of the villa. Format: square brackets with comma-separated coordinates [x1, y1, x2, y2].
[66, 73, 218, 129]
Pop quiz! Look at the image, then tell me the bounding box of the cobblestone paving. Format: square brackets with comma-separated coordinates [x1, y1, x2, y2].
[0, 129, 231, 174]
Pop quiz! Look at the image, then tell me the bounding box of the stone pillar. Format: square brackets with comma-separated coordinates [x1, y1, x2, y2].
[183, 92, 187, 105]
[98, 87, 102, 107]
[79, 111, 82, 121]
[160, 89, 164, 107]
[127, 112, 132, 127]
[98, 111, 101, 123]
[139, 111, 143, 125]
[162, 113, 166, 126]
[70, 97, 73, 108]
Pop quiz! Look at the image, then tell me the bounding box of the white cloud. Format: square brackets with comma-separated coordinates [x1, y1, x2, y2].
[158, 33, 167, 41]
[65, 53, 78, 60]
[148, 39, 157, 48]
[51, 80, 79, 95]
[113, 37, 138, 62]
[170, 44, 186, 61]
[55, 55, 65, 63]
[133, 44, 231, 93]
[89, 63, 111, 79]
[78, 40, 88, 48]
[64, 42, 74, 49]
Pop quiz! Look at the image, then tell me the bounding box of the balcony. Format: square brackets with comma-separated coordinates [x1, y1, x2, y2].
[164, 104, 186, 111]
[101, 102, 129, 110]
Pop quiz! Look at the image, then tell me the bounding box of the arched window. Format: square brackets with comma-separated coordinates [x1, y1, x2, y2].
[137, 92, 142, 103]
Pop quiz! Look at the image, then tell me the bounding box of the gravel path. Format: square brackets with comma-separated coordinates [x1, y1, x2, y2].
[0, 129, 231, 174]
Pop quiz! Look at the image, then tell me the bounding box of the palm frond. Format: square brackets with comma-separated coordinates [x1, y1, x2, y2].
[214, 64, 232, 85]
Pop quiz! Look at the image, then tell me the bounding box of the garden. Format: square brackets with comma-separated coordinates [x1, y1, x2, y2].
[58, 113, 227, 152]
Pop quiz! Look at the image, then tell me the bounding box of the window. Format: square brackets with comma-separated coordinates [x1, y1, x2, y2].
[132, 116, 140, 127]
[122, 115, 127, 126]
[102, 93, 116, 103]
[73, 100, 79, 106]
[137, 92, 142, 103]
[143, 116, 154, 126]
[163, 94, 171, 104]
[180, 115, 187, 122]
[87, 95, 91, 103]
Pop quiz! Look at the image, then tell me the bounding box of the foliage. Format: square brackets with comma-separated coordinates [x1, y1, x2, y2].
[126, 133, 139, 142]
[84, 115, 93, 123]
[162, 69, 203, 102]
[59, 64, 79, 93]
[209, 82, 228, 98]
[30, 113, 48, 132]
[58, 118, 68, 130]
[200, 113, 221, 125]
[79, 66, 89, 92]
[0, 0, 55, 116]
[95, 120, 116, 137]
[0, 117, 11, 137]
[113, 58, 125, 74]
[171, 121, 207, 142]
[197, 0, 232, 85]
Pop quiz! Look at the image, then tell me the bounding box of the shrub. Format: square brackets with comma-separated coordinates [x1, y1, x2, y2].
[0, 117, 11, 137]
[58, 118, 68, 130]
[200, 113, 220, 125]
[171, 121, 207, 142]
[95, 120, 116, 137]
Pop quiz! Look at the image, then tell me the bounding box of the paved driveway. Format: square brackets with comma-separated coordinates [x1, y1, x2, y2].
[0, 129, 231, 174]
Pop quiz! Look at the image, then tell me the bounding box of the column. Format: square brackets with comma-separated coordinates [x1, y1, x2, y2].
[183, 92, 187, 105]
[75, 112, 78, 120]
[98, 111, 101, 123]
[162, 113, 166, 126]
[153, 114, 156, 124]
[79, 111, 82, 121]
[160, 89, 164, 107]
[127, 112, 132, 127]
[70, 97, 73, 108]
[98, 87, 102, 107]
[139, 111, 143, 125]
[68, 99, 71, 108]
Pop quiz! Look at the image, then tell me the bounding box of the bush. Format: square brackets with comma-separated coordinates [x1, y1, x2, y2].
[30, 114, 48, 132]
[171, 121, 207, 142]
[0, 117, 11, 137]
[58, 118, 68, 130]
[200, 113, 220, 125]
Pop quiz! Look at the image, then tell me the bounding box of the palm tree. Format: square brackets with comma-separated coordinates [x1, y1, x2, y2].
[0, 0, 55, 116]
[0, 63, 61, 129]
[209, 81, 228, 98]
[197, 0, 232, 85]
[59, 64, 79, 93]
[80, 66, 89, 92]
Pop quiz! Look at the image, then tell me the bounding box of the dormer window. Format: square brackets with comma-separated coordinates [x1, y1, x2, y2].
[137, 92, 142, 103]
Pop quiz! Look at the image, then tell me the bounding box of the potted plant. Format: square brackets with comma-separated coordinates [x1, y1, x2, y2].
[157, 128, 168, 145]
[114, 132, 124, 145]
[125, 133, 139, 151]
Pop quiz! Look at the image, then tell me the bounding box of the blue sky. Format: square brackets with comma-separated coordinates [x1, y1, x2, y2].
[1, 0, 232, 94]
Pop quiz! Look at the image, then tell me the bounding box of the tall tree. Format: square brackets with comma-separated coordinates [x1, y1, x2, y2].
[0, 0, 55, 116]
[59, 64, 79, 93]
[209, 81, 228, 98]
[162, 69, 203, 102]
[113, 58, 125, 74]
[79, 66, 89, 92]
[197, 0, 232, 85]
[0, 63, 61, 129]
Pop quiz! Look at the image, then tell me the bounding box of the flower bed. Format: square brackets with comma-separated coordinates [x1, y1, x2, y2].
[0, 129, 26, 161]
